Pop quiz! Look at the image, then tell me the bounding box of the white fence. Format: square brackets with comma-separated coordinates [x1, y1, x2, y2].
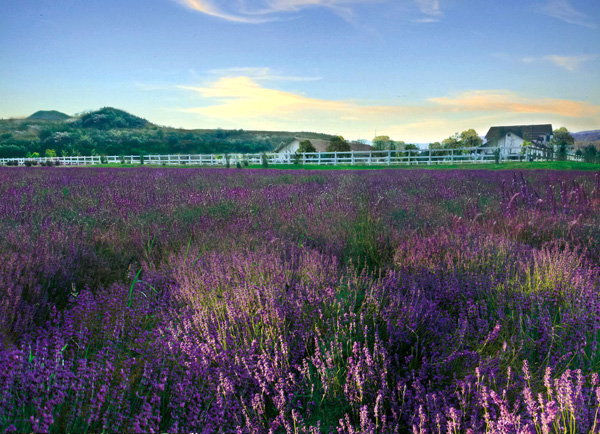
[0, 146, 583, 167]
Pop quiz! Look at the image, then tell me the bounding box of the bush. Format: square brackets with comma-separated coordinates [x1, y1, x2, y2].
[261, 153, 269, 168]
[24, 160, 32, 167]
[236, 161, 242, 169]
[493, 148, 501, 164]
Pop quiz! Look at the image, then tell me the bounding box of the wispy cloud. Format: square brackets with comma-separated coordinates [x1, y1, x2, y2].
[207, 67, 322, 82]
[178, 76, 600, 140]
[429, 90, 599, 118]
[173, 0, 378, 23]
[522, 54, 597, 71]
[535, 0, 596, 28]
[173, 0, 443, 23]
[413, 0, 442, 21]
[179, 76, 360, 120]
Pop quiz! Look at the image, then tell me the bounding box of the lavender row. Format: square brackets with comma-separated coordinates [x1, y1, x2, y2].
[1, 167, 599, 433]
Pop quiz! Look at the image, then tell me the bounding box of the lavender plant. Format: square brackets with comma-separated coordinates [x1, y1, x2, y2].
[0, 167, 599, 433]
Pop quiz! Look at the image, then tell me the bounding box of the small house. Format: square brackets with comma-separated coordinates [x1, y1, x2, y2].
[481, 124, 553, 157]
[275, 137, 373, 155]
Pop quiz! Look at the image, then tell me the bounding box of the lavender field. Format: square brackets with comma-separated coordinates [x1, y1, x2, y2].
[1, 167, 600, 433]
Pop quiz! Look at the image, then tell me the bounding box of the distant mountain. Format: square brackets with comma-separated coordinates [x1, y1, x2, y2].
[573, 130, 600, 143]
[27, 110, 70, 121]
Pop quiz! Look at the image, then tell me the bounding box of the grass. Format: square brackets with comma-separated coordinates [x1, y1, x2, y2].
[68, 160, 598, 171]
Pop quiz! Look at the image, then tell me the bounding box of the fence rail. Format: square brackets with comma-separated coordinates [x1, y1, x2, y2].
[0, 146, 583, 167]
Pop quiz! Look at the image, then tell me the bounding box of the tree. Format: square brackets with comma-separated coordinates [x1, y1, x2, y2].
[373, 135, 393, 151]
[45, 148, 57, 158]
[460, 129, 483, 148]
[580, 145, 598, 163]
[549, 127, 575, 161]
[327, 136, 350, 152]
[442, 133, 461, 149]
[520, 140, 532, 156]
[429, 141, 444, 156]
[297, 140, 316, 153]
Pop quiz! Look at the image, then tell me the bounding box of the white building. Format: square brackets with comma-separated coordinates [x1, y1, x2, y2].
[275, 137, 373, 155]
[481, 124, 553, 157]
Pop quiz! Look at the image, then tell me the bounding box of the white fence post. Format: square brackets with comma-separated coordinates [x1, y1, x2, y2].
[3, 148, 573, 168]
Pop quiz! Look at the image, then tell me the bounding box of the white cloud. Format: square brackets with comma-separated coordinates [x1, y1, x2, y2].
[414, 0, 441, 17]
[176, 75, 600, 141]
[207, 67, 322, 82]
[429, 90, 600, 118]
[535, 0, 596, 28]
[173, 0, 443, 23]
[173, 0, 379, 23]
[522, 54, 597, 71]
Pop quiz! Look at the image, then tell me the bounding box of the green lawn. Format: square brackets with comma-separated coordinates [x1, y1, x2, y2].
[87, 160, 599, 171]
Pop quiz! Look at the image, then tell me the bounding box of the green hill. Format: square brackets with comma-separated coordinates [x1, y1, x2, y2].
[27, 110, 71, 121]
[73, 107, 149, 129]
[0, 107, 333, 158]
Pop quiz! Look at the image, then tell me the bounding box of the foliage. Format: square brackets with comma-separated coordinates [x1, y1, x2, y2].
[442, 132, 462, 149]
[494, 148, 501, 164]
[73, 107, 149, 129]
[460, 128, 484, 147]
[372, 135, 394, 150]
[0, 109, 333, 158]
[327, 135, 351, 152]
[297, 139, 316, 153]
[441, 130, 484, 155]
[551, 127, 575, 161]
[45, 148, 57, 158]
[579, 145, 600, 164]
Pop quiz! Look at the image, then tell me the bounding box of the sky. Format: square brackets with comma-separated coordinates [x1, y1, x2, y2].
[0, 0, 599, 143]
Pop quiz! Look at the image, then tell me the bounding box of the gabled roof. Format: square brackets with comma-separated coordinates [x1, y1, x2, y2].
[485, 124, 552, 144]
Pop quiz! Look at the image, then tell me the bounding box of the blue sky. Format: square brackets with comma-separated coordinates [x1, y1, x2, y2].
[1, 0, 599, 142]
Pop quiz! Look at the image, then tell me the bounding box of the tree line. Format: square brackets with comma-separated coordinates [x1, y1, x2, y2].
[0, 107, 331, 158]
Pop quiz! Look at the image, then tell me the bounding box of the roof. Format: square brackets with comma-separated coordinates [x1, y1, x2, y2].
[277, 137, 373, 152]
[485, 124, 553, 144]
